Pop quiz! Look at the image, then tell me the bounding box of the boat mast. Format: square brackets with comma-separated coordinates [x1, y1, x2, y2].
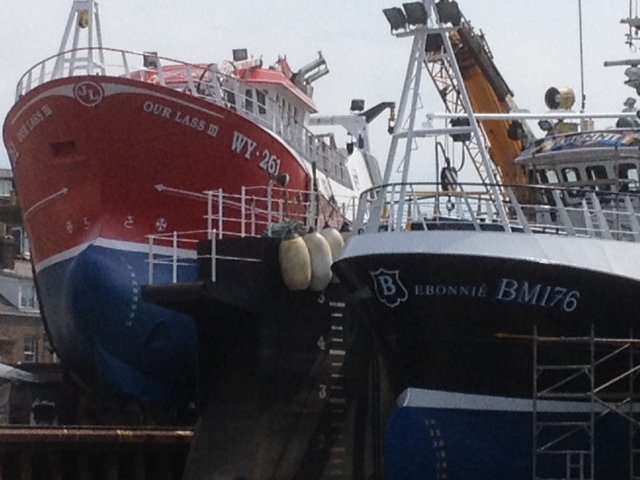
[623, 0, 640, 48]
[53, 0, 105, 78]
[374, 0, 509, 233]
[604, 1, 640, 95]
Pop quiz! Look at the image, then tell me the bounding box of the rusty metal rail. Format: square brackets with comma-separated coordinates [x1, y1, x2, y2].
[0, 426, 193, 480]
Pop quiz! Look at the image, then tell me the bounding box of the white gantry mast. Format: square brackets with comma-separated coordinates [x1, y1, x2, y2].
[367, 0, 509, 233]
[53, 0, 105, 78]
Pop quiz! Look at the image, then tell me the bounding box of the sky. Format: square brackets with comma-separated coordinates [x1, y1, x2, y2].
[1, 0, 638, 174]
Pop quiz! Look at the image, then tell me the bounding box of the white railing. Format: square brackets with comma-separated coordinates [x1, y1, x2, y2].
[355, 182, 640, 242]
[16, 47, 352, 187]
[146, 185, 359, 285]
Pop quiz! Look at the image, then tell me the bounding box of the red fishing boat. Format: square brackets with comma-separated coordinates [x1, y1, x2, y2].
[2, 0, 385, 411]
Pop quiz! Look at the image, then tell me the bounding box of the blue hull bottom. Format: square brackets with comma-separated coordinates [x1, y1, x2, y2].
[36, 244, 198, 407]
[385, 403, 631, 480]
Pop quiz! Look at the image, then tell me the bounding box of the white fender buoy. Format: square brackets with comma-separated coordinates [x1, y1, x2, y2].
[303, 229, 333, 292]
[279, 233, 311, 291]
[321, 226, 345, 261]
[321, 226, 345, 283]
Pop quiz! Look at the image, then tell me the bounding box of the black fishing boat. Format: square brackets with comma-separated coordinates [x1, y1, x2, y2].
[332, 1, 640, 479]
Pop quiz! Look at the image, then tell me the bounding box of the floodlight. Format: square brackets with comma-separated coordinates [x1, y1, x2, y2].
[270, 173, 290, 187]
[403, 2, 428, 26]
[350, 99, 365, 112]
[143, 52, 159, 69]
[538, 120, 554, 132]
[383, 7, 407, 31]
[426, 33, 444, 53]
[436, 0, 462, 26]
[232, 49, 248, 62]
[507, 121, 525, 141]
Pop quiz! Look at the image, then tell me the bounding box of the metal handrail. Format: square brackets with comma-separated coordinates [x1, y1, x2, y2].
[15, 47, 351, 186]
[354, 181, 640, 242]
[146, 185, 359, 285]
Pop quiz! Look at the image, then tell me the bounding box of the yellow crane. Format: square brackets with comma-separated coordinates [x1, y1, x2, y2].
[426, 2, 535, 186]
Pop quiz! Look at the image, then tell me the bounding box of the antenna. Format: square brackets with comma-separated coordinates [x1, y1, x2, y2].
[604, 0, 640, 94]
[578, 0, 586, 112]
[622, 0, 640, 48]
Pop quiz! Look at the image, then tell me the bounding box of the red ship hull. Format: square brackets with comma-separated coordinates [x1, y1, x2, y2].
[3, 76, 319, 406]
[5, 76, 311, 267]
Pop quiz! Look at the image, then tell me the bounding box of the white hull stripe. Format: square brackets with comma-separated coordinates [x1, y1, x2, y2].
[102, 83, 224, 119]
[34, 237, 196, 273]
[342, 230, 640, 283]
[397, 388, 640, 413]
[10, 85, 75, 125]
[12, 81, 224, 126]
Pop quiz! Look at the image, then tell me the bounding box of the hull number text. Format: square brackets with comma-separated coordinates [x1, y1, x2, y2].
[231, 131, 282, 175]
[495, 278, 579, 313]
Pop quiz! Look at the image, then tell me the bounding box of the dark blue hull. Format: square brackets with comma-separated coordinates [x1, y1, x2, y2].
[385, 399, 631, 480]
[36, 243, 198, 406]
[333, 242, 640, 478]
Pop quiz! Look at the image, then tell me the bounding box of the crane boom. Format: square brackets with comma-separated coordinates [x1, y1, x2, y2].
[426, 4, 535, 185]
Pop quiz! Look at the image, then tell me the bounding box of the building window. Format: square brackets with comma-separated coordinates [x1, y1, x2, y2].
[0, 179, 12, 198]
[23, 336, 38, 363]
[10, 226, 30, 257]
[20, 283, 37, 309]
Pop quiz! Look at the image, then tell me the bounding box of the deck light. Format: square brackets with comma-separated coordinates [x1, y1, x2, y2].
[544, 87, 575, 110]
[538, 120, 554, 132]
[383, 7, 408, 31]
[233, 49, 248, 62]
[403, 2, 428, 26]
[436, 0, 462, 26]
[270, 173, 290, 187]
[143, 52, 159, 69]
[350, 99, 365, 112]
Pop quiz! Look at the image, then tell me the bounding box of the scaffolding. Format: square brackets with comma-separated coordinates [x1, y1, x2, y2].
[533, 325, 640, 480]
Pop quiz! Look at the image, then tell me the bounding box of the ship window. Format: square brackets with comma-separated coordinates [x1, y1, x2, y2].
[245, 89, 254, 113]
[586, 165, 610, 190]
[23, 336, 38, 363]
[223, 89, 236, 108]
[561, 168, 581, 197]
[281, 98, 288, 124]
[256, 90, 266, 114]
[561, 167, 580, 183]
[586, 165, 608, 180]
[538, 169, 559, 184]
[616, 163, 639, 191]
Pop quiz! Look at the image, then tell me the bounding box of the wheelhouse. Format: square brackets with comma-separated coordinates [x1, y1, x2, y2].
[514, 130, 640, 198]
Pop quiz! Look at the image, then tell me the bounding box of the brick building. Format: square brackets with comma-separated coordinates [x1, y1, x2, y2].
[0, 168, 56, 366]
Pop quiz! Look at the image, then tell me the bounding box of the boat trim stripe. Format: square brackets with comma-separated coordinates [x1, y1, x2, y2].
[397, 388, 636, 413]
[34, 237, 196, 273]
